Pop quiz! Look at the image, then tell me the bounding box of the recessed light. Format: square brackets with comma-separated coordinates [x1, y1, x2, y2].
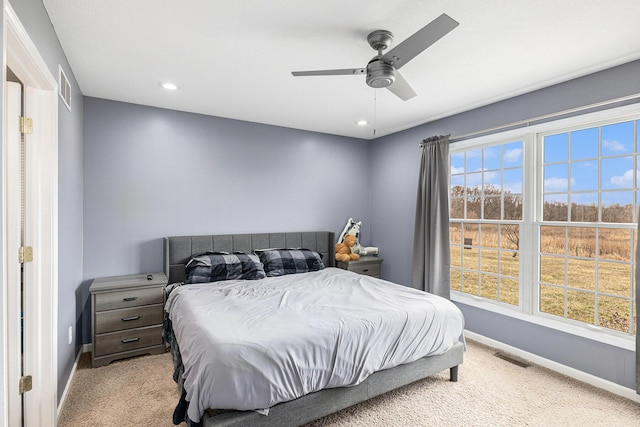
[158, 82, 178, 90]
[356, 120, 368, 126]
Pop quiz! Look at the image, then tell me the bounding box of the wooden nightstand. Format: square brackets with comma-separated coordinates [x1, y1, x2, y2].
[336, 256, 383, 278]
[90, 272, 167, 367]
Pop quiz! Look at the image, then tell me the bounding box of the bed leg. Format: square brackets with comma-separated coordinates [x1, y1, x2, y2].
[449, 366, 458, 382]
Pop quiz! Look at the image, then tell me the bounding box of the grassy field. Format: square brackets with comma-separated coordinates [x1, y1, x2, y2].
[450, 225, 636, 334]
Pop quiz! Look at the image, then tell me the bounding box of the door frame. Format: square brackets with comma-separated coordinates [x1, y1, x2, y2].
[3, 3, 58, 426]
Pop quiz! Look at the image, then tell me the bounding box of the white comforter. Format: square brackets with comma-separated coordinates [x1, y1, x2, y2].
[165, 267, 464, 422]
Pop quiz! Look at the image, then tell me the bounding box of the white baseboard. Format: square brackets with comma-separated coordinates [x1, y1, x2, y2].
[464, 330, 640, 404]
[57, 344, 92, 419]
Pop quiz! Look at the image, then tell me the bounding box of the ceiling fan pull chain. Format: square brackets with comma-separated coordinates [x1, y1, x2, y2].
[373, 89, 377, 137]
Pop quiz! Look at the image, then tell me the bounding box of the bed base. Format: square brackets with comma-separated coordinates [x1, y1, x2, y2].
[202, 341, 464, 427]
[164, 231, 464, 427]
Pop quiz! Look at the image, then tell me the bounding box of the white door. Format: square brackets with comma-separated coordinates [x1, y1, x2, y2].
[5, 81, 24, 426]
[5, 84, 58, 427]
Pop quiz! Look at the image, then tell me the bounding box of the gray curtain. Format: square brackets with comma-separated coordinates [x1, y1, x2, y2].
[412, 135, 451, 298]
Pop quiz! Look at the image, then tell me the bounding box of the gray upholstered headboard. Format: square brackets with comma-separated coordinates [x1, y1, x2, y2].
[164, 231, 335, 284]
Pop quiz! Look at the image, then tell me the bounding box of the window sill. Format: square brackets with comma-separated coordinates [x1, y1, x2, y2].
[451, 292, 635, 351]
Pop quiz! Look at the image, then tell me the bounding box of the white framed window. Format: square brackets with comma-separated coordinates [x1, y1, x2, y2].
[537, 120, 637, 335]
[449, 105, 639, 346]
[450, 139, 523, 307]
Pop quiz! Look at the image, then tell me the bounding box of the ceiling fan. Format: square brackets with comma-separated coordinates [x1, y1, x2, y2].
[291, 13, 459, 101]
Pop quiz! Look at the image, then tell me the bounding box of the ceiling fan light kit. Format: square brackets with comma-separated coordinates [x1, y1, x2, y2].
[366, 59, 395, 88]
[291, 13, 459, 101]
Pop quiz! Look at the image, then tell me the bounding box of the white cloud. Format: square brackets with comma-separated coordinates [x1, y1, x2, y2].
[451, 165, 464, 175]
[466, 173, 482, 186]
[504, 148, 522, 163]
[610, 169, 639, 187]
[544, 176, 575, 192]
[483, 170, 499, 184]
[483, 147, 500, 159]
[603, 139, 626, 152]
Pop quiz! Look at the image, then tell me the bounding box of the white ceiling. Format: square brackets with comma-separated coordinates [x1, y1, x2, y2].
[43, 0, 640, 140]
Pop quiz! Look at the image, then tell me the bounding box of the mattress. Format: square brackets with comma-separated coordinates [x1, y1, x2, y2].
[165, 267, 465, 423]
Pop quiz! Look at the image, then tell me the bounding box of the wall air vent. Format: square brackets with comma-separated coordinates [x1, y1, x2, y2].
[58, 65, 71, 111]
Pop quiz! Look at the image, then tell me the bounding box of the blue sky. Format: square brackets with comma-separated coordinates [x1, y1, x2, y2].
[544, 120, 637, 212]
[451, 120, 639, 212]
[451, 141, 522, 193]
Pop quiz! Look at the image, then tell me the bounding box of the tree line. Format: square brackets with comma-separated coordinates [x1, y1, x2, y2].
[451, 185, 634, 223]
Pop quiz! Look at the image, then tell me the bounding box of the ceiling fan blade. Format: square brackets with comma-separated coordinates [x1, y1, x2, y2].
[380, 13, 459, 70]
[291, 68, 366, 77]
[386, 71, 417, 101]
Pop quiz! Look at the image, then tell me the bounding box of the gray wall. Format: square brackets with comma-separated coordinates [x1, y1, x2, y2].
[7, 0, 640, 408]
[8, 0, 85, 403]
[82, 97, 372, 340]
[369, 59, 640, 390]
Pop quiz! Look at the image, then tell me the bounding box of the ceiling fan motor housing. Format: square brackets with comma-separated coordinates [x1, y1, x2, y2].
[366, 58, 395, 88]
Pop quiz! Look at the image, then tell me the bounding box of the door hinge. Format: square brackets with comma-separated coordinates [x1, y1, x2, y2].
[19, 375, 32, 394]
[19, 246, 33, 263]
[19, 116, 33, 134]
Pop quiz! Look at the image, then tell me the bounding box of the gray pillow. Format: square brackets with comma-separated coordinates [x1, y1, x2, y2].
[185, 252, 266, 283]
[256, 249, 324, 277]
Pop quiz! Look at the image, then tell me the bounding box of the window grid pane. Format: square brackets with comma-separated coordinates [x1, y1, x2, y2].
[449, 139, 523, 307]
[539, 120, 637, 334]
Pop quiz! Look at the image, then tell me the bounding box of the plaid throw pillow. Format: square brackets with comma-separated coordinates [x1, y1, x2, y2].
[185, 252, 266, 283]
[256, 249, 325, 277]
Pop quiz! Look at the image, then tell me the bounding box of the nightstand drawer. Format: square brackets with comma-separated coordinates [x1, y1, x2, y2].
[95, 304, 164, 334]
[336, 256, 383, 278]
[94, 286, 163, 311]
[348, 262, 380, 277]
[94, 325, 163, 357]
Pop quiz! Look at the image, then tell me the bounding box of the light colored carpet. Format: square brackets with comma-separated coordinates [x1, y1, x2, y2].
[58, 340, 640, 427]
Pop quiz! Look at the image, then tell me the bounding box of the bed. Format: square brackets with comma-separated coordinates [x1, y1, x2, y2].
[163, 231, 465, 427]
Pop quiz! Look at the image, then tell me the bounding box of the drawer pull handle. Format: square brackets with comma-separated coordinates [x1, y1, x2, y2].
[362, 269, 369, 272]
[121, 316, 140, 322]
[121, 338, 140, 344]
[123, 297, 138, 302]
